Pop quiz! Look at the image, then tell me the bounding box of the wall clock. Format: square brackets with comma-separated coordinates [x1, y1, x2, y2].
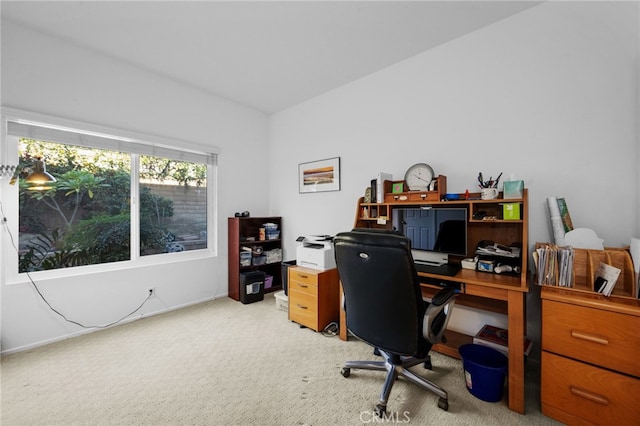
[404, 163, 434, 191]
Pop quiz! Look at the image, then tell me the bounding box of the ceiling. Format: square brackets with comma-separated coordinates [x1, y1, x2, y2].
[1, 1, 540, 114]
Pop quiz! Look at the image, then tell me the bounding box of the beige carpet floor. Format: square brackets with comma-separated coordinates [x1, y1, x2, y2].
[1, 293, 561, 425]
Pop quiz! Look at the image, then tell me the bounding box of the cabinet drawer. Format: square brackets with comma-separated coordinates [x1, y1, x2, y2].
[289, 268, 318, 286]
[541, 351, 640, 425]
[289, 279, 318, 297]
[542, 299, 640, 377]
[289, 291, 318, 314]
[289, 291, 318, 329]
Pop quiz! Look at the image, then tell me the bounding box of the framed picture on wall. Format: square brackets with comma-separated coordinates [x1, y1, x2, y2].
[298, 157, 340, 193]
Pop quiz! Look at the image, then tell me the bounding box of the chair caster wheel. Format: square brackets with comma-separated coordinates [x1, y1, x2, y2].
[373, 348, 381, 356]
[340, 367, 351, 378]
[375, 403, 386, 417]
[438, 397, 449, 411]
[423, 355, 432, 370]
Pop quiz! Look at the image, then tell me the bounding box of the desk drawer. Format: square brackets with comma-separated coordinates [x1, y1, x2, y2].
[541, 351, 640, 425]
[542, 299, 640, 377]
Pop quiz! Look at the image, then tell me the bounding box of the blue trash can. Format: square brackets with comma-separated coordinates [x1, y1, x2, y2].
[459, 344, 508, 402]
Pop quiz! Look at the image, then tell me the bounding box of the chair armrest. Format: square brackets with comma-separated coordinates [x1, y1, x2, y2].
[430, 287, 456, 306]
[423, 287, 456, 344]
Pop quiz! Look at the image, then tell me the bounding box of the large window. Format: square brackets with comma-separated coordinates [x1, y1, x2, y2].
[4, 115, 216, 274]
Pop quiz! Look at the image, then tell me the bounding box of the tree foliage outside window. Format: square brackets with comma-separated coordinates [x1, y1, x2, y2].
[18, 139, 208, 272]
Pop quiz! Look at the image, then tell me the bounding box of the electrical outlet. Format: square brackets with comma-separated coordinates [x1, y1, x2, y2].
[148, 287, 155, 296]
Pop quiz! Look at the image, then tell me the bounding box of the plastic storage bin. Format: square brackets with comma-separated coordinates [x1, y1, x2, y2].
[265, 248, 282, 264]
[239, 271, 265, 304]
[264, 275, 273, 289]
[459, 344, 508, 402]
[263, 223, 279, 240]
[274, 290, 288, 312]
[240, 251, 252, 267]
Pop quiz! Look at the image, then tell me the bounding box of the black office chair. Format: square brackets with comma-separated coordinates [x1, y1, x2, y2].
[333, 228, 456, 415]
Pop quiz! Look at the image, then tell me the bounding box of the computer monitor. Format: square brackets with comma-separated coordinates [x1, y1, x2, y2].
[392, 207, 468, 266]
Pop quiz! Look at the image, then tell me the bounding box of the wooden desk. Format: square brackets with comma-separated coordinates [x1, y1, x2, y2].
[338, 268, 529, 414]
[342, 187, 530, 413]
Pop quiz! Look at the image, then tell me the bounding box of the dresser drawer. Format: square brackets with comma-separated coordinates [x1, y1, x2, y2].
[542, 299, 640, 377]
[541, 351, 640, 425]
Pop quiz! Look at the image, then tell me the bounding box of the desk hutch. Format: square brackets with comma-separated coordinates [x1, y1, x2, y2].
[340, 183, 530, 414]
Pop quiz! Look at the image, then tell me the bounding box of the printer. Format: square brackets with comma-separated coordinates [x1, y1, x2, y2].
[296, 235, 336, 270]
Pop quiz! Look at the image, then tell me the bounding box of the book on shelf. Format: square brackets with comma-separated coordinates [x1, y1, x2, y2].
[594, 262, 621, 297]
[370, 178, 377, 203]
[473, 324, 532, 357]
[376, 172, 392, 203]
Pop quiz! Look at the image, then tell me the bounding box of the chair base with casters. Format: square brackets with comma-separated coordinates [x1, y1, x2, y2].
[340, 349, 449, 415]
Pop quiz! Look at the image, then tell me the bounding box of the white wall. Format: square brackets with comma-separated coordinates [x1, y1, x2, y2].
[2, 2, 638, 355]
[269, 2, 639, 353]
[0, 22, 270, 353]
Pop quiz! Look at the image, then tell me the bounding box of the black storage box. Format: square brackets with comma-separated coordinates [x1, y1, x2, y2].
[281, 260, 296, 296]
[240, 271, 265, 304]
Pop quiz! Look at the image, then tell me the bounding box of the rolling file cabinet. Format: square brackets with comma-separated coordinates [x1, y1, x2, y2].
[540, 287, 640, 425]
[288, 266, 340, 332]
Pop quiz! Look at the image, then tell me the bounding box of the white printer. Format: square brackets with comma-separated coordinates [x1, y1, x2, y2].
[296, 235, 336, 270]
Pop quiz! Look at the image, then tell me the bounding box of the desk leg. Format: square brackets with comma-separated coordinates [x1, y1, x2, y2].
[339, 283, 347, 341]
[339, 306, 347, 341]
[507, 290, 526, 414]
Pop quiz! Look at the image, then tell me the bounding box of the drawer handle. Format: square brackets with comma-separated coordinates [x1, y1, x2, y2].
[570, 330, 609, 345]
[297, 284, 309, 288]
[298, 275, 309, 279]
[569, 386, 609, 406]
[296, 304, 308, 310]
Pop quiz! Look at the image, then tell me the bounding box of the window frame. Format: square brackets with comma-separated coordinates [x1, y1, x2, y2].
[1, 108, 218, 284]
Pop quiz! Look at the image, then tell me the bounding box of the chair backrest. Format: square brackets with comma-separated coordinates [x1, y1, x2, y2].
[333, 229, 426, 356]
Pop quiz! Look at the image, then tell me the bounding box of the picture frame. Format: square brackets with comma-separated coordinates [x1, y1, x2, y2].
[392, 181, 405, 194]
[298, 157, 340, 193]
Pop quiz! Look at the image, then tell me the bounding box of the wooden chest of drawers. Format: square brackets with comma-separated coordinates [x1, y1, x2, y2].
[288, 266, 339, 332]
[541, 287, 640, 425]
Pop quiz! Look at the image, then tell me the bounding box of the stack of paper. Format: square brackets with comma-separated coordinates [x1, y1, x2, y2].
[533, 243, 574, 287]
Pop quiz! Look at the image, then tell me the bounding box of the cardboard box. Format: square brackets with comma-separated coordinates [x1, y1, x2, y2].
[503, 203, 521, 220]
